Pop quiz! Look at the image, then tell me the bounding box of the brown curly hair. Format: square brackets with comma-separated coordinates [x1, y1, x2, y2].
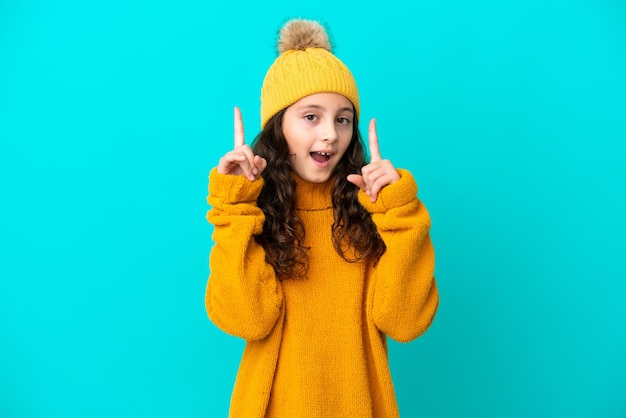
[252, 109, 386, 280]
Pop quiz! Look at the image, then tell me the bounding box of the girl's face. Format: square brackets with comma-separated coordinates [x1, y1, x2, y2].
[282, 92, 354, 183]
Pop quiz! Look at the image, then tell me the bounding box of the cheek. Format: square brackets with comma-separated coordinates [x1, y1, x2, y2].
[284, 135, 299, 155]
[340, 129, 353, 148]
[337, 138, 353, 160]
[281, 127, 297, 154]
[283, 125, 310, 155]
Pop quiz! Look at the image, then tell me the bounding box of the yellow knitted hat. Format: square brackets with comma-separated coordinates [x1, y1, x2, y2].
[260, 19, 360, 128]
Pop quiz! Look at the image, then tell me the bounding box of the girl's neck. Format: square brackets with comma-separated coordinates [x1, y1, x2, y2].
[292, 172, 334, 210]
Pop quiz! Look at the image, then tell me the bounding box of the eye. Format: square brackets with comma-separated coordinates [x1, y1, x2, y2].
[304, 114, 318, 122]
[337, 117, 352, 125]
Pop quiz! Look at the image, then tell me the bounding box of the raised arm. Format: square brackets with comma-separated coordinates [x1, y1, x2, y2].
[350, 120, 438, 342]
[205, 108, 281, 341]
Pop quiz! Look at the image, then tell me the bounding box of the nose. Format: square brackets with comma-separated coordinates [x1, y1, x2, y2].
[322, 119, 338, 143]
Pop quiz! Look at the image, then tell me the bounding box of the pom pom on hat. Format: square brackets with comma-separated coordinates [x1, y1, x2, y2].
[278, 19, 331, 53]
[260, 18, 359, 128]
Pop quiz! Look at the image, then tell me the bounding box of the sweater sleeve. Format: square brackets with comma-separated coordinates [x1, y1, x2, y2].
[205, 169, 283, 341]
[359, 169, 439, 343]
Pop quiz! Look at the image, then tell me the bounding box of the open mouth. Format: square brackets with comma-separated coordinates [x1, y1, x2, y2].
[310, 151, 332, 163]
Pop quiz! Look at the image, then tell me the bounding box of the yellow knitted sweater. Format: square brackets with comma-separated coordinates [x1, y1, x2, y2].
[205, 168, 438, 418]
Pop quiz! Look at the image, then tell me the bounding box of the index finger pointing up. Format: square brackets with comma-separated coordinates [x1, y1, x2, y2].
[368, 118, 382, 162]
[234, 106, 245, 148]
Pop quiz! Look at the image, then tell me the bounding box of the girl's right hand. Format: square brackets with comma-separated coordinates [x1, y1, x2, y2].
[217, 107, 267, 181]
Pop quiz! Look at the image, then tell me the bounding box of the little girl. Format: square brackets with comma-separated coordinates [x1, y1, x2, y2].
[206, 18, 439, 418]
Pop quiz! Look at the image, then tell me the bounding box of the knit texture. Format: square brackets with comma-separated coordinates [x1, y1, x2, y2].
[260, 19, 360, 128]
[205, 169, 439, 417]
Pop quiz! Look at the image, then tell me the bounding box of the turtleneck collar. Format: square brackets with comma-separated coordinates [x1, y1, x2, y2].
[292, 172, 334, 210]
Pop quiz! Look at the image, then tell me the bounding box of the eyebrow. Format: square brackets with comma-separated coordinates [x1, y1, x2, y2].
[296, 104, 354, 113]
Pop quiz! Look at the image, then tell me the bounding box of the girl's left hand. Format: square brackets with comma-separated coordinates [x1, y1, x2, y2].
[347, 118, 400, 202]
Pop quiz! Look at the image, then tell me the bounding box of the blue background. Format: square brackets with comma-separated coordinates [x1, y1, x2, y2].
[1, 1, 625, 417]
